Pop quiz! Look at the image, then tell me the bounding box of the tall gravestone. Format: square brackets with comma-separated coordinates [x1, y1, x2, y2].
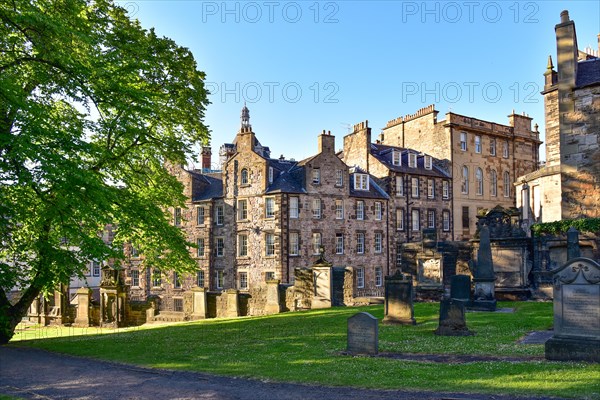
[450, 274, 471, 306]
[470, 225, 497, 311]
[347, 312, 378, 355]
[383, 271, 415, 325]
[545, 257, 600, 362]
[311, 247, 333, 309]
[264, 279, 282, 314]
[190, 287, 207, 320]
[73, 287, 91, 327]
[435, 299, 473, 336]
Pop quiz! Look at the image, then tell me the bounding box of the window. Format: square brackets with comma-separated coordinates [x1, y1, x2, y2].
[374, 232, 383, 253]
[461, 166, 469, 194]
[174, 298, 183, 312]
[312, 168, 320, 184]
[396, 208, 405, 231]
[443, 210, 450, 231]
[152, 269, 162, 287]
[335, 199, 344, 219]
[237, 199, 248, 220]
[490, 138, 496, 156]
[427, 179, 435, 198]
[131, 246, 139, 258]
[241, 168, 249, 185]
[375, 267, 383, 287]
[265, 197, 275, 218]
[460, 131, 467, 151]
[131, 270, 139, 287]
[356, 268, 365, 288]
[196, 238, 205, 257]
[335, 233, 344, 254]
[356, 200, 365, 220]
[174, 207, 182, 226]
[476, 168, 483, 195]
[504, 171, 511, 197]
[174, 272, 181, 289]
[491, 170, 497, 196]
[395, 176, 404, 196]
[196, 207, 205, 225]
[503, 140, 509, 158]
[475, 135, 481, 153]
[411, 209, 420, 232]
[265, 272, 275, 282]
[411, 177, 419, 198]
[215, 270, 224, 289]
[392, 150, 401, 166]
[442, 180, 449, 199]
[239, 272, 248, 290]
[424, 155, 432, 170]
[215, 237, 224, 257]
[92, 261, 101, 277]
[197, 270, 205, 287]
[375, 202, 382, 220]
[312, 198, 321, 219]
[265, 233, 275, 256]
[427, 210, 436, 228]
[289, 196, 299, 218]
[335, 169, 344, 186]
[215, 205, 224, 225]
[268, 167, 274, 184]
[289, 232, 299, 256]
[356, 233, 365, 254]
[238, 234, 248, 257]
[462, 206, 469, 230]
[408, 153, 417, 168]
[354, 174, 369, 191]
[312, 232, 322, 255]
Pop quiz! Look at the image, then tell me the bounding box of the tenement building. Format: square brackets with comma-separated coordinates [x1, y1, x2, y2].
[378, 104, 541, 240]
[516, 11, 600, 222]
[126, 106, 391, 312]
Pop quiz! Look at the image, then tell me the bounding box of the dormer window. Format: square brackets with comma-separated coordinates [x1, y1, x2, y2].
[354, 174, 369, 191]
[241, 169, 249, 185]
[392, 150, 401, 166]
[408, 153, 417, 168]
[312, 168, 320, 184]
[268, 167, 274, 184]
[424, 155, 432, 170]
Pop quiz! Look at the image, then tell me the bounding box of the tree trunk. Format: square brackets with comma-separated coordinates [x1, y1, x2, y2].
[0, 285, 43, 345]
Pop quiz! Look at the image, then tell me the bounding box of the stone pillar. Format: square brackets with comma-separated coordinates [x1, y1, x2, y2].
[74, 287, 91, 327]
[567, 227, 580, 260]
[264, 280, 282, 314]
[191, 287, 207, 320]
[382, 271, 416, 325]
[224, 289, 239, 318]
[470, 225, 497, 311]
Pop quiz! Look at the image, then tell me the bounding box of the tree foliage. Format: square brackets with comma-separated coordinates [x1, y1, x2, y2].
[531, 218, 600, 237]
[0, 0, 209, 343]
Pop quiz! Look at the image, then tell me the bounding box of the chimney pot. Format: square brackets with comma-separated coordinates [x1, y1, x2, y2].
[560, 10, 569, 23]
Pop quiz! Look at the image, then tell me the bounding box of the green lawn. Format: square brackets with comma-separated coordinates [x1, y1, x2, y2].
[10, 301, 600, 399]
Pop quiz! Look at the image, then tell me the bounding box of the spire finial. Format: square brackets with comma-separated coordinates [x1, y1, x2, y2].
[240, 103, 250, 129]
[546, 55, 554, 71]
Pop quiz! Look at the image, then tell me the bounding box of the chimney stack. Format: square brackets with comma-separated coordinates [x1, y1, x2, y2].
[201, 146, 212, 171]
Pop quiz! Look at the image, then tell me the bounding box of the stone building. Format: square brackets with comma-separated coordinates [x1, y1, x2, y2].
[125, 106, 390, 314]
[341, 120, 453, 271]
[516, 10, 600, 223]
[379, 104, 541, 240]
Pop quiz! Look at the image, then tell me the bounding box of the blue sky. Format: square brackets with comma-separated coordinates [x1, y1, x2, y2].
[119, 1, 599, 166]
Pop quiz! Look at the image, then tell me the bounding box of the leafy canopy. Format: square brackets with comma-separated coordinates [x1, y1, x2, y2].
[0, 0, 209, 303]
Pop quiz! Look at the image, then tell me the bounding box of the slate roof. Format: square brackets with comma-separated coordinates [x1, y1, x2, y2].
[576, 58, 600, 88]
[265, 159, 306, 194]
[349, 172, 389, 199]
[370, 143, 450, 178]
[188, 171, 223, 201]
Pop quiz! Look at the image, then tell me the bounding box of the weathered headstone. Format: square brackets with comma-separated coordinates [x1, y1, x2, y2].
[224, 289, 239, 318]
[434, 299, 472, 336]
[545, 257, 600, 362]
[312, 265, 332, 309]
[190, 287, 207, 320]
[347, 312, 378, 355]
[73, 287, 91, 327]
[450, 274, 471, 306]
[264, 279, 282, 314]
[417, 257, 443, 288]
[383, 271, 416, 325]
[566, 227, 580, 261]
[470, 225, 497, 311]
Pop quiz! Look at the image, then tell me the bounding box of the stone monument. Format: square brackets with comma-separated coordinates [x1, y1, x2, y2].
[100, 264, 126, 328]
[311, 246, 333, 309]
[470, 225, 497, 311]
[190, 287, 207, 320]
[73, 287, 91, 327]
[434, 299, 473, 336]
[383, 271, 416, 325]
[545, 257, 600, 362]
[450, 275, 471, 307]
[347, 312, 378, 355]
[264, 279, 282, 314]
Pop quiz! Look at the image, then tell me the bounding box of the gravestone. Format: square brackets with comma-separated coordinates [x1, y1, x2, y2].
[264, 279, 282, 314]
[347, 312, 378, 355]
[383, 271, 416, 325]
[566, 227, 580, 260]
[470, 225, 497, 311]
[224, 289, 239, 318]
[450, 274, 471, 306]
[417, 257, 443, 288]
[73, 287, 91, 327]
[434, 299, 473, 336]
[545, 257, 600, 362]
[190, 287, 207, 320]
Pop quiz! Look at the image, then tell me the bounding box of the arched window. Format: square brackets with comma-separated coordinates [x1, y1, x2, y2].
[490, 170, 497, 196]
[241, 168, 248, 185]
[461, 166, 469, 194]
[476, 168, 483, 195]
[503, 171, 511, 197]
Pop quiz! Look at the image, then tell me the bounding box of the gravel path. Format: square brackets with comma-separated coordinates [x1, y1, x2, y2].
[0, 346, 562, 400]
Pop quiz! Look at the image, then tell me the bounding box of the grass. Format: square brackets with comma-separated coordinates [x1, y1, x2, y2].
[9, 301, 600, 399]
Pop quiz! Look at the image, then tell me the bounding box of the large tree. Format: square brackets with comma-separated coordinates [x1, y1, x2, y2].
[0, 0, 209, 343]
